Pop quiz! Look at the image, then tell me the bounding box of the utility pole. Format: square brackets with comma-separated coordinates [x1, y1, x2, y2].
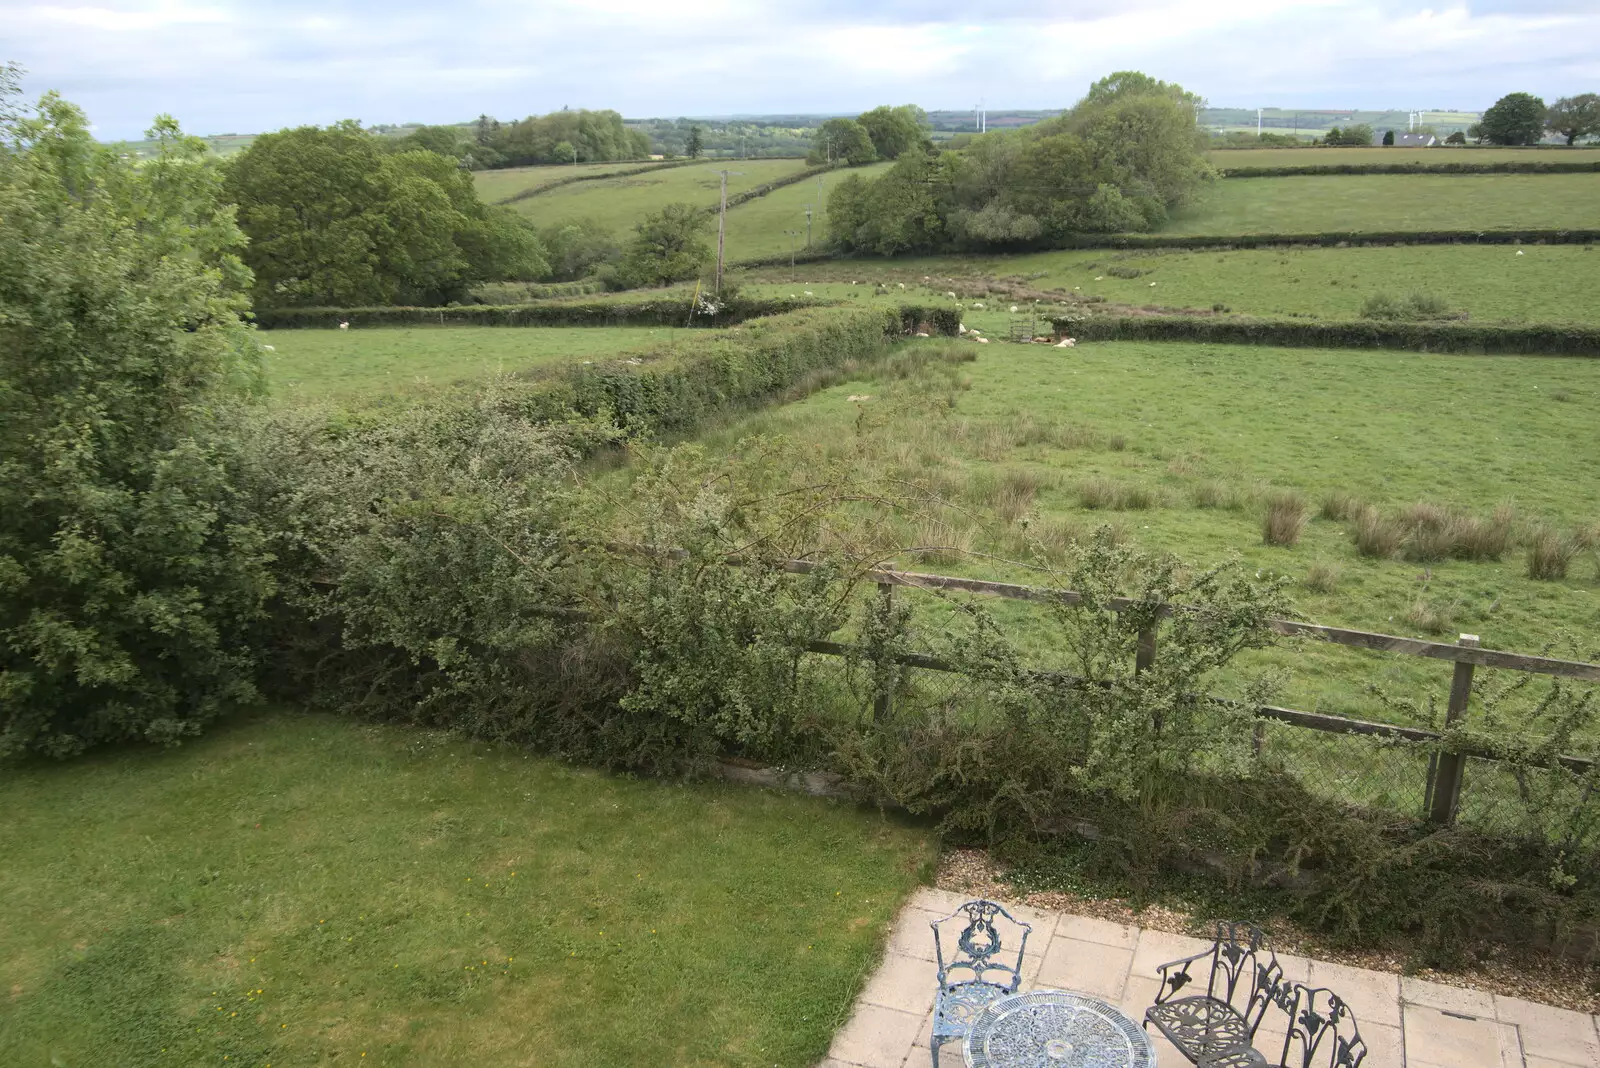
[1257, 108, 1263, 136]
[803, 205, 813, 250]
[780, 230, 800, 281]
[714, 168, 743, 297]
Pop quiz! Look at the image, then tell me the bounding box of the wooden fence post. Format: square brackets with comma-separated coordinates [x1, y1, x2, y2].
[1136, 623, 1157, 674]
[1427, 633, 1479, 825]
[873, 582, 894, 722]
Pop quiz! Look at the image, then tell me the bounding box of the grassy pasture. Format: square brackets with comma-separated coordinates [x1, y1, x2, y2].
[471, 161, 657, 204]
[647, 339, 1600, 724]
[506, 158, 813, 229]
[723, 161, 895, 262]
[1164, 173, 1600, 234]
[261, 325, 685, 404]
[0, 711, 931, 1068]
[1211, 147, 1600, 168]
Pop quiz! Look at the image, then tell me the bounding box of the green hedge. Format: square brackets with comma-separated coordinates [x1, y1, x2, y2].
[1050, 314, 1600, 357]
[720, 162, 839, 212]
[1038, 228, 1600, 251]
[895, 304, 962, 336]
[565, 305, 903, 432]
[253, 296, 822, 330]
[1220, 161, 1600, 177]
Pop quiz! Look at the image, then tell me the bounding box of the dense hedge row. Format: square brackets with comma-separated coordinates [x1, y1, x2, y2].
[494, 159, 700, 205]
[895, 304, 963, 336]
[1039, 228, 1600, 251]
[1052, 314, 1600, 357]
[1220, 161, 1600, 177]
[253, 296, 822, 330]
[720, 161, 839, 212]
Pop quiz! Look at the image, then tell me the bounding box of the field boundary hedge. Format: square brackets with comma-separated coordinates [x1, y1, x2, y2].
[1051, 314, 1600, 357]
[253, 296, 826, 330]
[1220, 161, 1600, 177]
[493, 159, 703, 205]
[717, 161, 841, 214]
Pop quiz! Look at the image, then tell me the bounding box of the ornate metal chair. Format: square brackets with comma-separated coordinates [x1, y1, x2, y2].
[1144, 921, 1284, 1065]
[928, 899, 1033, 1067]
[1193, 983, 1367, 1068]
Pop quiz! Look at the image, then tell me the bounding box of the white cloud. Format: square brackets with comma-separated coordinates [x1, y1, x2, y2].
[6, 0, 1599, 138]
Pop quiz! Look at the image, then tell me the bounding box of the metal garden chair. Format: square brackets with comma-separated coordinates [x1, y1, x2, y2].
[928, 899, 1033, 1067]
[1144, 921, 1284, 1065]
[1193, 982, 1368, 1068]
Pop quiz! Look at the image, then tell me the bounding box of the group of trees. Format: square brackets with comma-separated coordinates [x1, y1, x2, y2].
[468, 108, 651, 169]
[806, 105, 931, 166]
[827, 72, 1212, 255]
[1470, 92, 1600, 146]
[225, 122, 547, 308]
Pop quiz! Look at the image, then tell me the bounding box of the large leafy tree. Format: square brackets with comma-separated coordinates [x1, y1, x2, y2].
[1546, 94, 1600, 146]
[1479, 92, 1547, 146]
[0, 82, 275, 757]
[856, 105, 929, 160]
[225, 122, 546, 307]
[808, 118, 877, 166]
[616, 203, 712, 288]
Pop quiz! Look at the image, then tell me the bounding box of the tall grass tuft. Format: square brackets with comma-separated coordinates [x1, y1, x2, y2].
[1400, 501, 1452, 563]
[1320, 490, 1366, 522]
[1352, 506, 1404, 558]
[1262, 491, 1309, 547]
[1526, 525, 1579, 581]
[909, 518, 976, 566]
[1192, 480, 1239, 510]
[1403, 597, 1452, 635]
[1078, 476, 1157, 511]
[1303, 561, 1341, 593]
[1449, 503, 1514, 561]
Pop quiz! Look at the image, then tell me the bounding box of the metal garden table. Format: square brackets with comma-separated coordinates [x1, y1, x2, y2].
[964, 989, 1160, 1068]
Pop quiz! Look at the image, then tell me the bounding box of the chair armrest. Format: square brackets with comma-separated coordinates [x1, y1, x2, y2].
[1153, 948, 1214, 1004]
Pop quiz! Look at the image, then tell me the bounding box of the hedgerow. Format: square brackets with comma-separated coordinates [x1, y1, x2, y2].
[252, 295, 822, 330]
[1053, 314, 1600, 357]
[1220, 161, 1600, 177]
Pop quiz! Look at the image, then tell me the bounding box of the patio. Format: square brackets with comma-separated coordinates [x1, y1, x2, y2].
[821, 888, 1600, 1068]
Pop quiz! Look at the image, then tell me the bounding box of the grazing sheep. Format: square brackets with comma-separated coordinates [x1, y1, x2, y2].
[1056, 338, 1077, 348]
[1009, 305, 1019, 312]
[914, 331, 929, 337]
[262, 344, 275, 352]
[973, 301, 985, 309]
[338, 321, 349, 330]
[977, 336, 989, 344]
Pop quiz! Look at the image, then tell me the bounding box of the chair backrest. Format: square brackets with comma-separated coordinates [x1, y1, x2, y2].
[1198, 921, 1284, 1038]
[1268, 984, 1368, 1068]
[930, 899, 1032, 992]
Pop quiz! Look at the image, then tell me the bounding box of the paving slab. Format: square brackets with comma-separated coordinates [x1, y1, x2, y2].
[822, 893, 1592, 1068]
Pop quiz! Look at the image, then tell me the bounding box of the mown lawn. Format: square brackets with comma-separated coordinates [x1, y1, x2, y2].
[0, 711, 933, 1068]
[261, 325, 686, 404]
[644, 338, 1600, 724]
[506, 158, 812, 229]
[1162, 173, 1600, 234]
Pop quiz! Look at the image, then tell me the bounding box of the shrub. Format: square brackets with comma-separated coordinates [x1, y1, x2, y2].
[1, 103, 274, 758]
[1352, 506, 1405, 558]
[1053, 314, 1600, 357]
[1262, 491, 1309, 547]
[1303, 561, 1342, 593]
[1526, 526, 1580, 580]
[1361, 291, 1455, 321]
[1320, 491, 1366, 522]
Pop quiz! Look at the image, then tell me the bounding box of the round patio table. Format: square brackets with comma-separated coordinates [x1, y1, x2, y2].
[964, 989, 1159, 1068]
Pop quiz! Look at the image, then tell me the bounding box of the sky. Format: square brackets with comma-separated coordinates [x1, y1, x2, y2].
[7, 1, 1599, 140]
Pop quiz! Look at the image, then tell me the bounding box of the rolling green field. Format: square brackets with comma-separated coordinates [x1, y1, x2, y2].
[261, 326, 685, 403]
[0, 711, 931, 1067]
[471, 160, 659, 204]
[723, 161, 895, 262]
[642, 338, 1600, 723]
[1211, 147, 1600, 168]
[506, 158, 813, 229]
[1164, 173, 1600, 234]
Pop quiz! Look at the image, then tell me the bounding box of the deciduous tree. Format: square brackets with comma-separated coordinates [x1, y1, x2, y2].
[1480, 92, 1547, 146]
[808, 118, 877, 166]
[616, 203, 711, 288]
[1546, 93, 1600, 146]
[856, 105, 929, 160]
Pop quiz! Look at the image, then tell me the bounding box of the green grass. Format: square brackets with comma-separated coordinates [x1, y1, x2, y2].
[471, 161, 659, 205]
[1163, 173, 1600, 234]
[506, 159, 813, 230]
[0, 710, 933, 1068]
[723, 162, 895, 262]
[261, 326, 687, 404]
[638, 338, 1600, 724]
[1211, 147, 1600, 168]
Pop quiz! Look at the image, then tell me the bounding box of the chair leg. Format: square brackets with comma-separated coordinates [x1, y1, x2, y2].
[930, 1037, 941, 1068]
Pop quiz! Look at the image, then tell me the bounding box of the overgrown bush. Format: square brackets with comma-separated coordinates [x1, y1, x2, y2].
[1361, 291, 1456, 321]
[1, 95, 275, 758]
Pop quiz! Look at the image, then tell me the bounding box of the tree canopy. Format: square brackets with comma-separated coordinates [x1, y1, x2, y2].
[225, 122, 547, 308]
[615, 203, 712, 288]
[856, 105, 930, 160]
[827, 72, 1213, 256]
[1480, 92, 1547, 146]
[474, 108, 650, 169]
[808, 118, 877, 166]
[1, 85, 274, 756]
[1547, 94, 1600, 146]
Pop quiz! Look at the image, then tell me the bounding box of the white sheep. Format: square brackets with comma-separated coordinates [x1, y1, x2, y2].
[976, 336, 989, 344]
[973, 301, 985, 309]
[804, 290, 814, 296]
[914, 331, 929, 337]
[338, 321, 349, 330]
[262, 344, 275, 352]
[958, 323, 968, 333]
[1010, 305, 1019, 313]
[1056, 338, 1077, 348]
[946, 291, 956, 298]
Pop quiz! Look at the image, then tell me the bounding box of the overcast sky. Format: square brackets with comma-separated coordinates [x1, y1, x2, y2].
[8, 1, 1599, 139]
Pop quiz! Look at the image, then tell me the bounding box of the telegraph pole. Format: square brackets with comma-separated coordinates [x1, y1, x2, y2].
[715, 168, 743, 297]
[784, 230, 800, 280]
[804, 205, 813, 250]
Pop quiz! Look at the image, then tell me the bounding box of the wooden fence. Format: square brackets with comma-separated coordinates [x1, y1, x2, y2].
[775, 559, 1599, 825]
